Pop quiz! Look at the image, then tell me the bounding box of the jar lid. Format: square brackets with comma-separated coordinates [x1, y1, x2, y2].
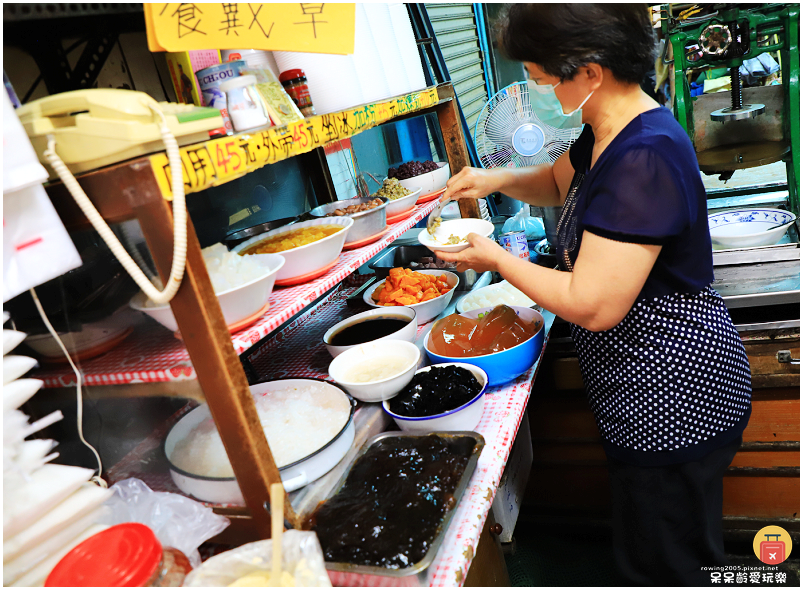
[45, 523, 163, 587]
[279, 69, 306, 83]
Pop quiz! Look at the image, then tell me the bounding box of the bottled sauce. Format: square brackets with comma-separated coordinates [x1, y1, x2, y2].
[278, 69, 316, 116]
[45, 523, 191, 587]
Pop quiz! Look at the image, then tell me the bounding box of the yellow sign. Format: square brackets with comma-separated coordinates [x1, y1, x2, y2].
[150, 87, 440, 199]
[145, 3, 355, 55]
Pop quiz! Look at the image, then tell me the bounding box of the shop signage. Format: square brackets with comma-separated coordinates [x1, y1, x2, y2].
[150, 87, 440, 199]
[145, 3, 355, 55]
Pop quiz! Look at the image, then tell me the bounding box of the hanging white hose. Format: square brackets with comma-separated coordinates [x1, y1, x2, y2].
[30, 287, 106, 488]
[42, 102, 188, 305]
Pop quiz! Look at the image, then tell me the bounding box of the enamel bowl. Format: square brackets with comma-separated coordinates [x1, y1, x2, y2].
[130, 254, 285, 332]
[362, 269, 459, 324]
[323, 307, 418, 358]
[382, 363, 488, 432]
[424, 306, 545, 387]
[233, 217, 352, 282]
[384, 187, 422, 218]
[328, 340, 421, 402]
[708, 208, 796, 250]
[397, 162, 450, 195]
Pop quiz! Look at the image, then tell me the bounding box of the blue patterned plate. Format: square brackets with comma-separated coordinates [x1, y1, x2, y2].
[708, 207, 796, 250]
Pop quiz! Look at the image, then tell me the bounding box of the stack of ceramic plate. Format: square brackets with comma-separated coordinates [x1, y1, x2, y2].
[273, 51, 364, 115]
[353, 3, 392, 103]
[388, 2, 427, 93]
[478, 198, 491, 222]
[364, 3, 411, 97]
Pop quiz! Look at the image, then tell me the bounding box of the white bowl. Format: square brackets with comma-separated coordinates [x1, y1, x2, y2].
[130, 253, 285, 333]
[456, 280, 537, 314]
[708, 208, 796, 250]
[384, 187, 422, 218]
[362, 269, 459, 324]
[164, 379, 356, 503]
[419, 218, 495, 253]
[382, 363, 487, 432]
[328, 340, 421, 402]
[323, 306, 417, 358]
[397, 162, 450, 195]
[233, 217, 353, 282]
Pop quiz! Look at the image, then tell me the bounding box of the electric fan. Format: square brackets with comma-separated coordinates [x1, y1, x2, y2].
[474, 81, 584, 256]
[474, 81, 583, 169]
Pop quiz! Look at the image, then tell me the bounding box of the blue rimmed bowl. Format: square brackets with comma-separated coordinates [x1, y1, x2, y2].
[708, 208, 796, 250]
[424, 306, 545, 386]
[382, 363, 488, 432]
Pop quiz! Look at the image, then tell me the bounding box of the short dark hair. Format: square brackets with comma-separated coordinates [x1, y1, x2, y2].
[496, 4, 655, 84]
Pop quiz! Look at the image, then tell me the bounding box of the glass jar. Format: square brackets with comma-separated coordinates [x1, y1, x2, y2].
[45, 523, 192, 587]
[279, 69, 316, 116]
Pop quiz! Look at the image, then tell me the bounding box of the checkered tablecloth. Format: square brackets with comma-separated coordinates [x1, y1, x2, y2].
[33, 200, 438, 389]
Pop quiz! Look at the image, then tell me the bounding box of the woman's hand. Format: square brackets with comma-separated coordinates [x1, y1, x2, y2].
[442, 166, 501, 202]
[434, 233, 508, 274]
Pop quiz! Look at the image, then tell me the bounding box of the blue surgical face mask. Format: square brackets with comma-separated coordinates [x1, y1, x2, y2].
[527, 79, 593, 130]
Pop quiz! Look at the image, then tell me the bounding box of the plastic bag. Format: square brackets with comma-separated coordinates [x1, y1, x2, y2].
[501, 204, 546, 241]
[98, 478, 229, 568]
[183, 530, 331, 587]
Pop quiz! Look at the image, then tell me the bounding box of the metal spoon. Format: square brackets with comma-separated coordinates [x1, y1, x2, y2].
[425, 195, 451, 234]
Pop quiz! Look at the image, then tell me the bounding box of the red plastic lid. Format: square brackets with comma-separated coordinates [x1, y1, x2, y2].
[45, 523, 163, 587]
[279, 68, 306, 83]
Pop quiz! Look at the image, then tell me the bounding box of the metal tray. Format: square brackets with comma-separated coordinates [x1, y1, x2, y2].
[368, 245, 478, 290]
[316, 430, 485, 577]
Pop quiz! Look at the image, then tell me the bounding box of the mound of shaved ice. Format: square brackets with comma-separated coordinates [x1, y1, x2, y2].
[170, 382, 351, 477]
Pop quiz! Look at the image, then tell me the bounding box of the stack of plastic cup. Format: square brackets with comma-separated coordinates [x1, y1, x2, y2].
[353, 3, 392, 103]
[364, 3, 411, 98]
[388, 3, 428, 92]
[273, 51, 364, 115]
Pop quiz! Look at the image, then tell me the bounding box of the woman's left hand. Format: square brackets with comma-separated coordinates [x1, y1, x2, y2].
[434, 233, 508, 273]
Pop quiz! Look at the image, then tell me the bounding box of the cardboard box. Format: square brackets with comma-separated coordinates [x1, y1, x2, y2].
[165, 50, 221, 106]
[491, 412, 533, 543]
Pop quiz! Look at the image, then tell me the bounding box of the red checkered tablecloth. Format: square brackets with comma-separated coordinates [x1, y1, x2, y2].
[33, 200, 438, 389]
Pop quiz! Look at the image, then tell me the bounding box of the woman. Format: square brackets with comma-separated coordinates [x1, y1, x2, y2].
[436, 5, 751, 585]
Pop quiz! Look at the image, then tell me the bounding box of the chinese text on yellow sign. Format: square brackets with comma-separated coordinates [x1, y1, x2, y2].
[145, 3, 355, 54]
[150, 87, 441, 199]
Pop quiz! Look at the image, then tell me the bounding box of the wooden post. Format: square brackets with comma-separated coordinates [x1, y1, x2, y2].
[436, 83, 481, 219]
[124, 161, 295, 535]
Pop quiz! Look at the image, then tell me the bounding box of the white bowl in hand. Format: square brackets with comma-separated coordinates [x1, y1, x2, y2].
[419, 218, 495, 253]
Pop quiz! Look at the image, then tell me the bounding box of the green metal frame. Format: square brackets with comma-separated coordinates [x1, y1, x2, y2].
[662, 4, 800, 212]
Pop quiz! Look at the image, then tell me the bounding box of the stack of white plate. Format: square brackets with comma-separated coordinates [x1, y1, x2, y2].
[364, 3, 411, 98]
[273, 50, 364, 115]
[388, 2, 427, 93]
[478, 198, 491, 222]
[353, 3, 392, 103]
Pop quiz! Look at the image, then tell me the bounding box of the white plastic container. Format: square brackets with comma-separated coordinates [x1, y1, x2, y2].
[362, 269, 459, 324]
[219, 75, 270, 132]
